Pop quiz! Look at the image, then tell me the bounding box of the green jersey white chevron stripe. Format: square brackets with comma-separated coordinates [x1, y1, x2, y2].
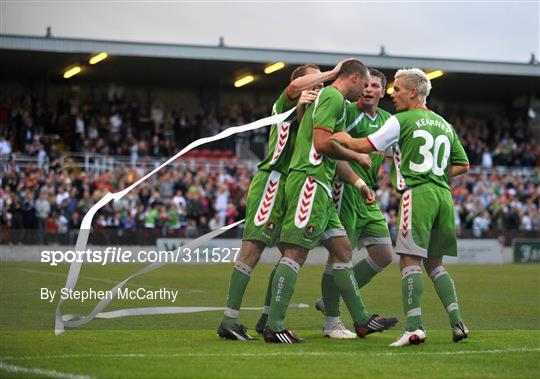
[288, 86, 346, 191]
[257, 89, 298, 175]
[368, 107, 469, 191]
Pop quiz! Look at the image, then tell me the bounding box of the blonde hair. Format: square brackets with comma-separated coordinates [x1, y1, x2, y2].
[395, 68, 431, 102]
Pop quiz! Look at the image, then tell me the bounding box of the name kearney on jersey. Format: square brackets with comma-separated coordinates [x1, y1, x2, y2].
[415, 118, 451, 134]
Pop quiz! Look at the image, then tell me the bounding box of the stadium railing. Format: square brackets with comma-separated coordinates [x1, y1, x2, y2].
[0, 152, 259, 174]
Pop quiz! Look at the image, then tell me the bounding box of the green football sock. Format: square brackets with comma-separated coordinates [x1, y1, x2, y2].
[321, 265, 341, 317]
[266, 257, 300, 331]
[429, 266, 463, 326]
[263, 265, 278, 309]
[256, 265, 278, 327]
[222, 261, 253, 327]
[353, 256, 383, 289]
[333, 262, 370, 324]
[401, 265, 424, 331]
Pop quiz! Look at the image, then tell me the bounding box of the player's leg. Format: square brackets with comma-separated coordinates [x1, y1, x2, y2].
[263, 243, 308, 343]
[389, 254, 427, 347]
[355, 244, 393, 287]
[264, 173, 326, 343]
[425, 187, 468, 342]
[323, 231, 398, 338]
[318, 253, 350, 337]
[390, 186, 435, 347]
[316, 180, 357, 318]
[315, 179, 351, 324]
[218, 170, 282, 340]
[354, 206, 393, 288]
[424, 257, 468, 341]
[251, 173, 288, 334]
[318, 254, 340, 316]
[218, 240, 265, 340]
[254, 242, 284, 335]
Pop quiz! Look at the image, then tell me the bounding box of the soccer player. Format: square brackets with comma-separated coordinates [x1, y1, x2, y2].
[217, 61, 350, 340]
[263, 60, 398, 343]
[316, 69, 395, 339]
[332, 68, 470, 347]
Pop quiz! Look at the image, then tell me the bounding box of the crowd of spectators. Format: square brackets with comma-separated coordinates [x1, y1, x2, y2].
[1, 157, 538, 246]
[0, 160, 251, 245]
[0, 90, 270, 165]
[375, 165, 539, 244]
[0, 89, 539, 246]
[451, 115, 539, 168]
[0, 90, 539, 169]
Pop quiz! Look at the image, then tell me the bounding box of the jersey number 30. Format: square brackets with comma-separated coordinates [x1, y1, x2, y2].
[409, 130, 451, 176]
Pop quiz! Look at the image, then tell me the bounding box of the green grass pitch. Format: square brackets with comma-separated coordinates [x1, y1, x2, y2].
[1, 261, 539, 378]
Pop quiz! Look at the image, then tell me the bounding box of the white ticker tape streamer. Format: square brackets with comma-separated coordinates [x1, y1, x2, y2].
[63, 304, 308, 320]
[54, 107, 296, 335]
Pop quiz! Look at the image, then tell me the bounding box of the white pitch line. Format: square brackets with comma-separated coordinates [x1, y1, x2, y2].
[0, 361, 95, 379]
[2, 347, 539, 361]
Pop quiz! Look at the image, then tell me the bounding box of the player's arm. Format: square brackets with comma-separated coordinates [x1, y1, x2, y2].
[296, 90, 320, 123]
[332, 115, 401, 153]
[451, 164, 469, 177]
[286, 59, 350, 101]
[336, 161, 375, 205]
[314, 128, 371, 169]
[449, 130, 470, 178]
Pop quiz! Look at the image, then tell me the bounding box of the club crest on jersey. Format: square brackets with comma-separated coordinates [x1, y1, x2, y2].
[262, 220, 275, 239]
[305, 224, 316, 237]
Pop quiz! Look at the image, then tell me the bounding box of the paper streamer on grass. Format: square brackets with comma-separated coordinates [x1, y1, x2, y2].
[63, 304, 309, 320]
[54, 107, 296, 335]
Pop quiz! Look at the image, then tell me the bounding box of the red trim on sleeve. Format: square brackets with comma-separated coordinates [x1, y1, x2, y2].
[285, 86, 298, 104]
[313, 126, 333, 133]
[452, 163, 470, 167]
[366, 136, 377, 151]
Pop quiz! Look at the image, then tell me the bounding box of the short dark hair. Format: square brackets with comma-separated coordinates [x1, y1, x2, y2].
[290, 64, 320, 81]
[337, 59, 369, 79]
[368, 68, 387, 89]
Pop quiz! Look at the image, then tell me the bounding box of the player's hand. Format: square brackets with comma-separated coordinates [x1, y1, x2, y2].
[359, 185, 376, 205]
[332, 131, 352, 147]
[331, 58, 354, 77]
[298, 90, 319, 105]
[354, 153, 371, 170]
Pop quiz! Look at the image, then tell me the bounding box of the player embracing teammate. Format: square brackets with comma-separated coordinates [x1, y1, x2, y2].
[315, 69, 396, 338]
[218, 60, 374, 340]
[333, 68, 469, 346]
[218, 61, 469, 346]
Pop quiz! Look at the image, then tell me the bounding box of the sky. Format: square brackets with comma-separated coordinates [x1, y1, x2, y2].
[1, 0, 539, 63]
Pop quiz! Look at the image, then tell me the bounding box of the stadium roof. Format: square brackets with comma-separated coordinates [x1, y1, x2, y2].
[2, 34, 539, 76]
[1, 33, 539, 102]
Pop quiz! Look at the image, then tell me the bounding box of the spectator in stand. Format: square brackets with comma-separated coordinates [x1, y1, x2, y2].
[186, 219, 199, 238]
[45, 212, 58, 244]
[214, 185, 229, 224]
[209, 213, 224, 231]
[473, 211, 491, 238]
[35, 190, 50, 243]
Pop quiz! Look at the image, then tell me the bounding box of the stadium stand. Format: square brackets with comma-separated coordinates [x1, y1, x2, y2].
[1, 34, 539, 245]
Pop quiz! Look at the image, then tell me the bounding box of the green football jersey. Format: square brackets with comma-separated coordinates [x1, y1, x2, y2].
[345, 102, 391, 189]
[257, 89, 298, 175]
[368, 107, 469, 191]
[288, 86, 346, 192]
